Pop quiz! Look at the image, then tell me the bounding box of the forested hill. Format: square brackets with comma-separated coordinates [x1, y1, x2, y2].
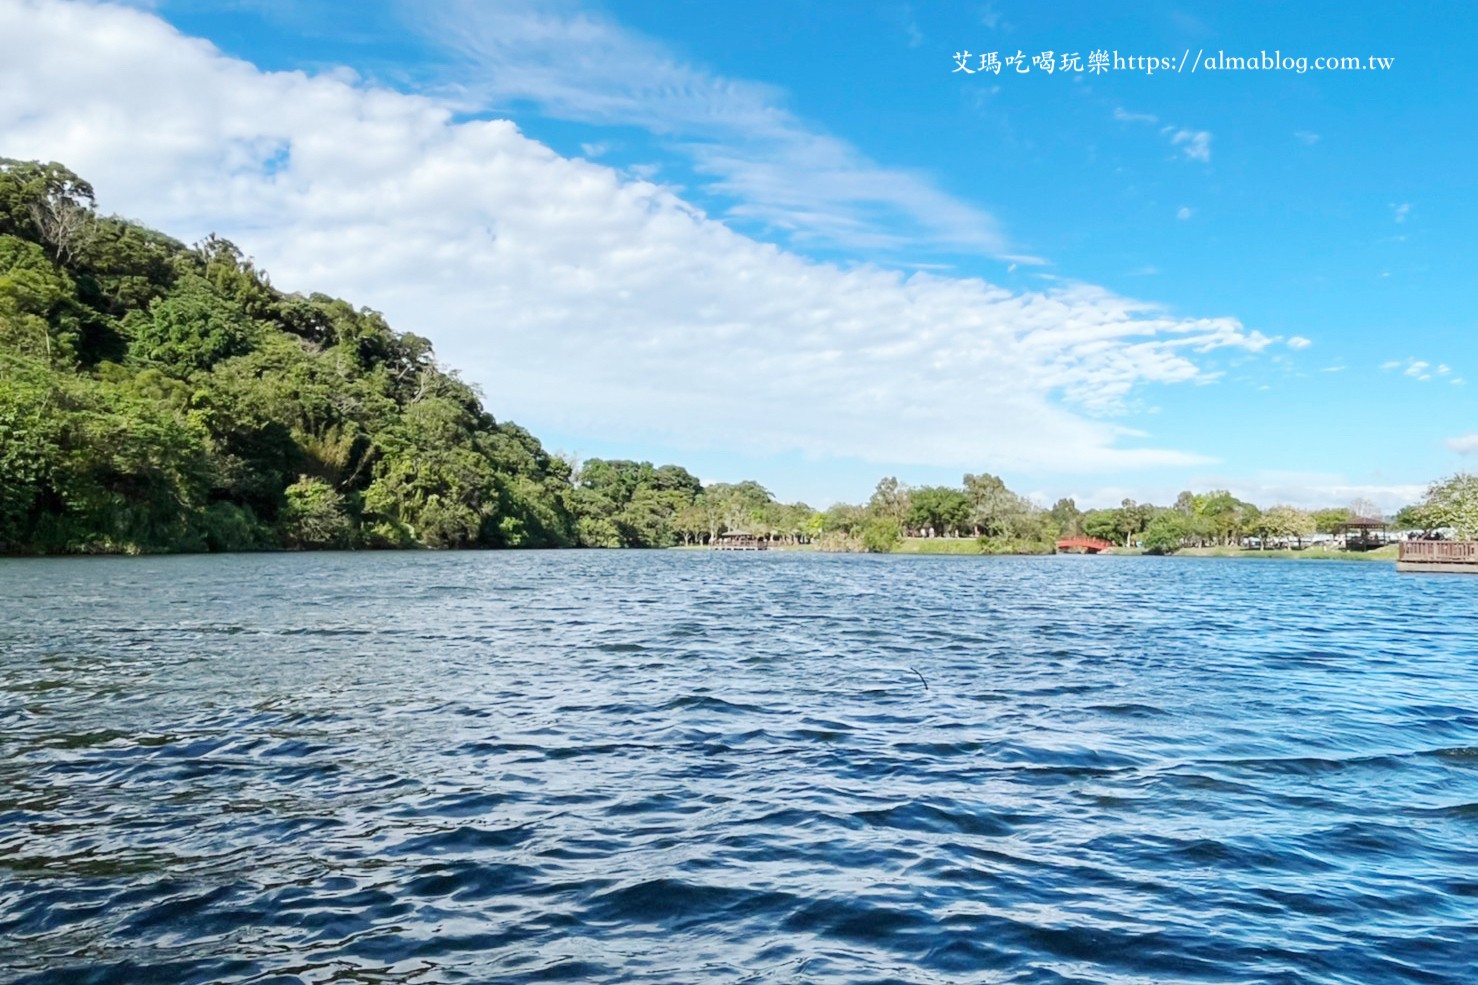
[13, 158, 1396, 558]
[0, 159, 592, 553]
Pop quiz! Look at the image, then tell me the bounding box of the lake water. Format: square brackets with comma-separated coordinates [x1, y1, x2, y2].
[2, 551, 1476, 984]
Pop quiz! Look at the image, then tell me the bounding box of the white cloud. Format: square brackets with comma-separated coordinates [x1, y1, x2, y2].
[0, 0, 1276, 475]
[1392, 202, 1411, 223]
[1194, 475, 1424, 512]
[1447, 434, 1478, 456]
[1115, 109, 1211, 164]
[1067, 475, 1423, 512]
[1286, 335, 1312, 349]
[900, 5, 924, 48]
[1294, 131, 1320, 145]
[1167, 127, 1212, 162]
[1113, 107, 1158, 124]
[1384, 357, 1454, 383]
[1176, 206, 1193, 220]
[425, 0, 1017, 258]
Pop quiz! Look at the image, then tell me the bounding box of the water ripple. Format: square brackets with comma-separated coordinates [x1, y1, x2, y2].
[2, 551, 1477, 983]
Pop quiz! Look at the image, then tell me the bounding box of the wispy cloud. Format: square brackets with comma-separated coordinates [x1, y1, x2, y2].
[1384, 356, 1457, 382]
[1167, 127, 1212, 162]
[1113, 106, 1158, 124]
[1286, 335, 1312, 349]
[1071, 474, 1424, 512]
[900, 4, 924, 48]
[1392, 202, 1411, 223]
[1176, 206, 1193, 220]
[1447, 433, 1478, 455]
[423, 0, 1019, 258]
[1113, 108, 1211, 163]
[1294, 130, 1320, 145]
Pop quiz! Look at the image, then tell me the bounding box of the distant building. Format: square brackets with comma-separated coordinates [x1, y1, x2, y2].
[712, 531, 767, 551]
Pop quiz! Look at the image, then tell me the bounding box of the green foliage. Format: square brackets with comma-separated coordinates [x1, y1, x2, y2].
[1416, 473, 1478, 538]
[1049, 497, 1082, 537]
[0, 159, 576, 555]
[1312, 507, 1353, 534]
[908, 485, 970, 537]
[1259, 504, 1316, 546]
[861, 518, 902, 553]
[868, 476, 911, 525]
[1141, 513, 1186, 555]
[128, 274, 256, 373]
[568, 458, 705, 547]
[0, 234, 83, 363]
[1082, 508, 1120, 544]
[281, 476, 352, 549]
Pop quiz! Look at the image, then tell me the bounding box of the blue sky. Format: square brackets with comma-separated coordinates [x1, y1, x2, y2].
[3, 0, 1473, 509]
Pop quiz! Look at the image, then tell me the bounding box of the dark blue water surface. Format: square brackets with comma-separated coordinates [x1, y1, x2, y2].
[2, 551, 1477, 984]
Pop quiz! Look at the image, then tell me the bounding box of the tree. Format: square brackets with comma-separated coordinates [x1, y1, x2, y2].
[1049, 497, 1082, 537]
[0, 160, 97, 265]
[861, 518, 901, 553]
[0, 242, 85, 364]
[1312, 507, 1352, 535]
[1416, 473, 1478, 538]
[867, 476, 911, 525]
[1195, 490, 1257, 545]
[281, 476, 351, 549]
[963, 472, 1028, 537]
[908, 485, 970, 537]
[1261, 504, 1315, 548]
[1141, 512, 1186, 554]
[127, 274, 255, 373]
[1114, 498, 1153, 547]
[1082, 508, 1120, 544]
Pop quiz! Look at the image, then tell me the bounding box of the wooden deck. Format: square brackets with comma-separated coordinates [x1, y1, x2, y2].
[1397, 540, 1478, 573]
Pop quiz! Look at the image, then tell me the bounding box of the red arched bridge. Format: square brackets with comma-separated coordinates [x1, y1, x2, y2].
[1056, 536, 1115, 554]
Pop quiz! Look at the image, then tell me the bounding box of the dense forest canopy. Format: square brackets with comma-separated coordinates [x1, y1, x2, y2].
[0, 159, 1469, 556]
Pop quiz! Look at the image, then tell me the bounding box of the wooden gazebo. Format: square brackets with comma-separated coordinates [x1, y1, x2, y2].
[712, 531, 767, 551]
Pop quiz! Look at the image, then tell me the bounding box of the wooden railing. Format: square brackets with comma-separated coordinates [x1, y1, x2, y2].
[1398, 540, 1478, 563]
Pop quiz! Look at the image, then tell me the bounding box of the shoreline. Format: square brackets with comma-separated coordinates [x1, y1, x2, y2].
[1, 542, 1404, 562]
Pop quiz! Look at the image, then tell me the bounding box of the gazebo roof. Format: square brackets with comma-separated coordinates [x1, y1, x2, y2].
[1341, 517, 1388, 528]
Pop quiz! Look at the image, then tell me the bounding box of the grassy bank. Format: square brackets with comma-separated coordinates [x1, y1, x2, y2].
[890, 538, 985, 555]
[678, 540, 1401, 561]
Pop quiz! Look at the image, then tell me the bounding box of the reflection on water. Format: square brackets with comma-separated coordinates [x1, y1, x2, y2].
[2, 551, 1476, 983]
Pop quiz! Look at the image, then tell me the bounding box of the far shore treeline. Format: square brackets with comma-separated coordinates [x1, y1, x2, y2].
[2, 159, 1474, 557]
